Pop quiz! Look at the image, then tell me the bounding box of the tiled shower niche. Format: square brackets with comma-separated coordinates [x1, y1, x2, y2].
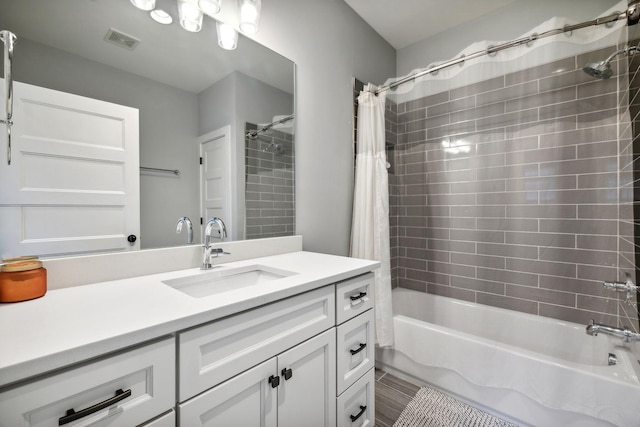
[245, 123, 295, 240]
[386, 45, 639, 327]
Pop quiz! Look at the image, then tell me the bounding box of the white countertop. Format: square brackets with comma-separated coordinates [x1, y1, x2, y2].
[0, 251, 378, 388]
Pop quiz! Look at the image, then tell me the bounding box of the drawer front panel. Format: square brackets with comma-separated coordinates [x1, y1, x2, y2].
[0, 337, 175, 427]
[336, 273, 374, 325]
[336, 310, 375, 395]
[141, 409, 176, 427]
[337, 368, 374, 427]
[179, 285, 335, 401]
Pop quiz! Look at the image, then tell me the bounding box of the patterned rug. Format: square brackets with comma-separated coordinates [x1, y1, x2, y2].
[393, 387, 519, 427]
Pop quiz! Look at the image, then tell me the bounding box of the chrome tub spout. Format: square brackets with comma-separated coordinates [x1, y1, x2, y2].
[586, 320, 640, 342]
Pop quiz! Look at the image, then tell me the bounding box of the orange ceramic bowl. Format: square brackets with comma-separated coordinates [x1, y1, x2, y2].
[0, 261, 47, 303]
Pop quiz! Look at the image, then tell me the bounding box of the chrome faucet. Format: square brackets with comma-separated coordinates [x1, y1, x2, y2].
[603, 273, 638, 305]
[201, 217, 228, 269]
[586, 320, 640, 342]
[176, 216, 193, 244]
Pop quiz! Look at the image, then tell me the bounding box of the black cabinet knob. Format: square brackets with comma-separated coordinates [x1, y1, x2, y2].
[281, 368, 293, 380]
[127, 235, 137, 243]
[269, 375, 280, 388]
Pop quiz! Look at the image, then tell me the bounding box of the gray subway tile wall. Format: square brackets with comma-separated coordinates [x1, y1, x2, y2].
[244, 123, 295, 240]
[387, 44, 639, 328]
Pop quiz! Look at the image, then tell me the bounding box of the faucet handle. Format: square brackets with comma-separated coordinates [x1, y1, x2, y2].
[210, 248, 230, 257]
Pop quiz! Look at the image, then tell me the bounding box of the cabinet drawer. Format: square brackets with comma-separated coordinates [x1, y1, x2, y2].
[0, 337, 175, 427]
[336, 273, 374, 325]
[179, 285, 335, 401]
[336, 310, 375, 395]
[337, 368, 374, 427]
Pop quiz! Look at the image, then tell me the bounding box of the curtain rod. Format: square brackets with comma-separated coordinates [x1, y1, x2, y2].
[375, 1, 640, 95]
[246, 114, 295, 139]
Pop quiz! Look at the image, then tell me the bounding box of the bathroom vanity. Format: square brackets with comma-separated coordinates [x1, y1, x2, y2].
[0, 249, 378, 426]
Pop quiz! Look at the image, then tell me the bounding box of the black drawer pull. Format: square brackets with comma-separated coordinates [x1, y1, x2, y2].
[350, 342, 367, 355]
[350, 292, 367, 303]
[282, 367, 293, 380]
[59, 388, 131, 426]
[350, 405, 367, 422]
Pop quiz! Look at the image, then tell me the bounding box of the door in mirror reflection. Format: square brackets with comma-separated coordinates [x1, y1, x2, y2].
[0, 81, 140, 258]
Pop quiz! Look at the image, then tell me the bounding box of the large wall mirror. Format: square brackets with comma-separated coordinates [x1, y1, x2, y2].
[0, 0, 295, 257]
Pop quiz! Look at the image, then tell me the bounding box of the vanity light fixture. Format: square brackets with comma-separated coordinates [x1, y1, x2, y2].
[150, 9, 173, 24]
[216, 21, 238, 50]
[130, 0, 156, 11]
[178, 0, 204, 32]
[238, 0, 261, 34]
[198, 0, 222, 16]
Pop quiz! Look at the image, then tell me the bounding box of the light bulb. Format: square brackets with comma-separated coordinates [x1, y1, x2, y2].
[178, 0, 203, 32]
[130, 0, 156, 11]
[239, 0, 261, 34]
[198, 0, 221, 16]
[150, 9, 173, 24]
[216, 21, 238, 50]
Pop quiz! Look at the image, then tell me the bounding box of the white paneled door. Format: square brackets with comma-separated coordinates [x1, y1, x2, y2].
[0, 80, 140, 257]
[199, 126, 232, 239]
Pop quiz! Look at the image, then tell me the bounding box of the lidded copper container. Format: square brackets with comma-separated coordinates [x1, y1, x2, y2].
[0, 256, 47, 303]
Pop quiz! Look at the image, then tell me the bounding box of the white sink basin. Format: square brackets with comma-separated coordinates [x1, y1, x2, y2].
[162, 265, 297, 298]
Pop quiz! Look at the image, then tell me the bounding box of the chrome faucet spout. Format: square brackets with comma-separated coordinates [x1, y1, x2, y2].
[176, 216, 193, 244]
[586, 320, 640, 342]
[204, 217, 227, 248]
[201, 217, 228, 270]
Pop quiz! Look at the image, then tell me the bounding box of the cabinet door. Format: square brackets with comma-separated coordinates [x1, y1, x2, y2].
[179, 358, 278, 427]
[278, 328, 336, 427]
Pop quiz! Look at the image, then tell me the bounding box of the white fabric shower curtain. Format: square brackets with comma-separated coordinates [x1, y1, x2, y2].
[350, 83, 394, 347]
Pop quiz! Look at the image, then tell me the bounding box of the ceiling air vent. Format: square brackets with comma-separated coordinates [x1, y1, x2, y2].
[104, 28, 141, 51]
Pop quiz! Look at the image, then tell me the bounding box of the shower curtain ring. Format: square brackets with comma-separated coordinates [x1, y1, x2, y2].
[563, 25, 573, 37]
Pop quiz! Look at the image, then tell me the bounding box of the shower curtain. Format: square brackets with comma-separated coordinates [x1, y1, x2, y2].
[350, 83, 394, 347]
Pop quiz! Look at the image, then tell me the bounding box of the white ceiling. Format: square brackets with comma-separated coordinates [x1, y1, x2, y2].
[344, 0, 520, 49]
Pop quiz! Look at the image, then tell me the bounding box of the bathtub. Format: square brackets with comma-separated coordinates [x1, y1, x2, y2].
[375, 288, 640, 427]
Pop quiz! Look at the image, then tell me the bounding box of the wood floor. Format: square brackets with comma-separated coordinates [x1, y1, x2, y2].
[375, 368, 421, 427]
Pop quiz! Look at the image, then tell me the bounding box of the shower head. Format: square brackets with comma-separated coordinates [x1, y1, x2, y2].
[582, 45, 639, 79]
[582, 61, 614, 79]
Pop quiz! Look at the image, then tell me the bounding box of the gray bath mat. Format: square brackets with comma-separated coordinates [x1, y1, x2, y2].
[393, 386, 519, 427]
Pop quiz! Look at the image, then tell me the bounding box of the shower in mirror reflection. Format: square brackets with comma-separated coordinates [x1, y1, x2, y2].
[583, 44, 640, 79]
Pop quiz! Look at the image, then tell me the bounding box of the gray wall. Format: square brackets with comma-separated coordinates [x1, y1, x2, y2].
[397, 0, 622, 76]
[388, 46, 632, 326]
[250, 0, 397, 255]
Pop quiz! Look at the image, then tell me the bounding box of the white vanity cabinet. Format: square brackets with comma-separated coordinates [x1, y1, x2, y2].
[0, 337, 175, 427]
[0, 250, 379, 427]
